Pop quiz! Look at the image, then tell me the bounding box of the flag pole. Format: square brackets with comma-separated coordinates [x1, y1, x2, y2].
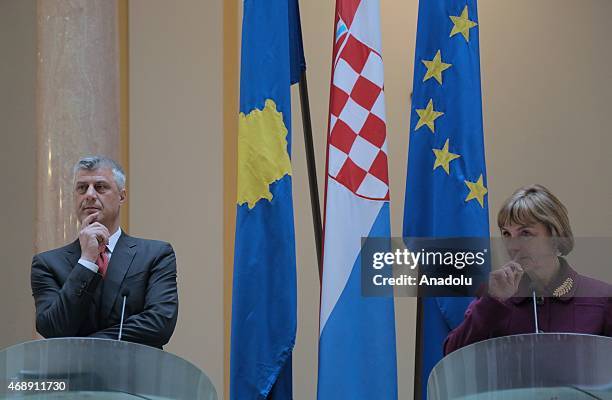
[298, 70, 323, 281]
[413, 297, 424, 399]
[409, 88, 424, 398]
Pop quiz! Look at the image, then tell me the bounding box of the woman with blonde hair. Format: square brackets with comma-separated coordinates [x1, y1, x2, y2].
[444, 184, 612, 354]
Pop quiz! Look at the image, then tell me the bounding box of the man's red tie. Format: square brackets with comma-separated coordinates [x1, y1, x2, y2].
[96, 251, 109, 278]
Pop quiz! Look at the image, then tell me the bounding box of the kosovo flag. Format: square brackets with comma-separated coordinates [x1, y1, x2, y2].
[230, 0, 305, 399]
[402, 1, 489, 398]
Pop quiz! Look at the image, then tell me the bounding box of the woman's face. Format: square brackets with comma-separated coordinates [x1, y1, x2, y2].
[500, 222, 556, 269]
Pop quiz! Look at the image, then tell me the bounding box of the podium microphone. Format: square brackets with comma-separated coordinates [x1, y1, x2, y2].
[531, 290, 540, 333]
[118, 288, 130, 341]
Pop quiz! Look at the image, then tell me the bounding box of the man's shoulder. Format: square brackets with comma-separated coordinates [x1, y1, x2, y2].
[122, 234, 173, 252]
[122, 235, 176, 271]
[34, 240, 80, 261]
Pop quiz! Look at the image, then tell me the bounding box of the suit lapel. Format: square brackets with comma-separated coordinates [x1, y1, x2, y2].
[100, 233, 137, 322]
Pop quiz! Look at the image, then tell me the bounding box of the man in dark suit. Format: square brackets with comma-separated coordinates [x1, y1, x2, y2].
[31, 156, 178, 349]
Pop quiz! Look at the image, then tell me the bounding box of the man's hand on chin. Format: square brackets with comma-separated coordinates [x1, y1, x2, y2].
[79, 212, 110, 263]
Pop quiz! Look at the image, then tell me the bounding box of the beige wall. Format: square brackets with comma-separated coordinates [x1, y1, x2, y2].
[128, 0, 224, 397]
[481, 0, 612, 236]
[0, 0, 37, 350]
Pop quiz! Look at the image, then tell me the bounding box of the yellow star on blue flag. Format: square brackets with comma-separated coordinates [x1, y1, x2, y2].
[422, 50, 452, 85]
[450, 5, 478, 42]
[464, 174, 488, 207]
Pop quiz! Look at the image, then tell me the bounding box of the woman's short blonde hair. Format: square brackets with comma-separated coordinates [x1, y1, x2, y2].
[497, 184, 574, 255]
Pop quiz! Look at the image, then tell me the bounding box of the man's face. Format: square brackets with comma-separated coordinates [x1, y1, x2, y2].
[74, 167, 125, 230]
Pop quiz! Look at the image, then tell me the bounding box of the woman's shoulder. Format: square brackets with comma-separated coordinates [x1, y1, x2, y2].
[575, 273, 612, 298]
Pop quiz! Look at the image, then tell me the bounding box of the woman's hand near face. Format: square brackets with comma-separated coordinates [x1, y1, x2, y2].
[488, 261, 524, 301]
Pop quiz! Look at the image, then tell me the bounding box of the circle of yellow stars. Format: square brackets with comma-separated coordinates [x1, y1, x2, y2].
[415, 4, 487, 208]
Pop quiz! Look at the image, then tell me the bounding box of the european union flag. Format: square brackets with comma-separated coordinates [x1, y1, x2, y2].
[230, 0, 305, 399]
[402, 1, 489, 398]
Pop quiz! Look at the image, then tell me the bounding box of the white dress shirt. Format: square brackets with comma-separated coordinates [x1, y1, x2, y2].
[78, 227, 122, 273]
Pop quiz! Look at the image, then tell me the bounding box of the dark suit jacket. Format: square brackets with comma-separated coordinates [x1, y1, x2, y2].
[31, 232, 179, 349]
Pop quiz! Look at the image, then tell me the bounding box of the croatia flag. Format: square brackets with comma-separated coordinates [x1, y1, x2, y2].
[317, 0, 398, 399]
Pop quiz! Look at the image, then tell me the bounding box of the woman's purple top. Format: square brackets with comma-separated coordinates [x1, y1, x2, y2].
[444, 258, 612, 355]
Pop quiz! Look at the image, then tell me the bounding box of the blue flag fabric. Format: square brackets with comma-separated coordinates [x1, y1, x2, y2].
[288, 0, 306, 84]
[402, 1, 489, 398]
[230, 0, 305, 399]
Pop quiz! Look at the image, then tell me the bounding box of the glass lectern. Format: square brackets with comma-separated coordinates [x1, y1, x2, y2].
[428, 333, 612, 400]
[0, 338, 217, 399]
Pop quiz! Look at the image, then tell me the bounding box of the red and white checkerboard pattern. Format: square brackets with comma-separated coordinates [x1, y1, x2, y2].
[328, 34, 389, 200]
